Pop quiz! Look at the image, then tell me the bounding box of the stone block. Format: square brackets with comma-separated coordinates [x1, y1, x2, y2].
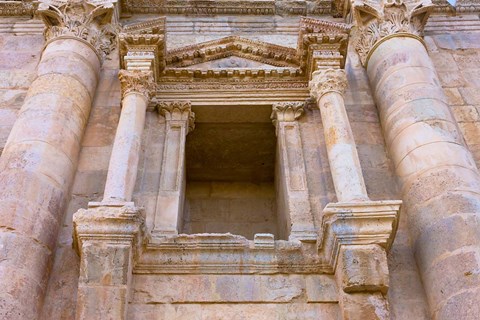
[430, 51, 459, 71]
[459, 87, 480, 105]
[71, 170, 107, 196]
[76, 285, 128, 320]
[305, 275, 338, 302]
[341, 292, 389, 320]
[79, 241, 132, 286]
[82, 106, 121, 147]
[438, 71, 466, 87]
[451, 105, 480, 122]
[0, 70, 36, 89]
[132, 274, 305, 304]
[337, 245, 389, 295]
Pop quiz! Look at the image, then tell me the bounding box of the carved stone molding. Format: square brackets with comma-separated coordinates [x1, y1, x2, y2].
[37, 0, 118, 61]
[352, 0, 435, 66]
[318, 200, 402, 271]
[0, 0, 38, 16]
[118, 69, 155, 99]
[157, 100, 195, 133]
[271, 101, 305, 124]
[119, 17, 166, 80]
[309, 68, 347, 100]
[73, 204, 145, 257]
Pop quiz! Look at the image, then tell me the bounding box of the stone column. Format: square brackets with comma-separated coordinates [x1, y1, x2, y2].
[152, 101, 195, 237]
[271, 102, 317, 242]
[0, 1, 116, 319]
[102, 70, 155, 203]
[309, 69, 369, 202]
[353, 0, 480, 318]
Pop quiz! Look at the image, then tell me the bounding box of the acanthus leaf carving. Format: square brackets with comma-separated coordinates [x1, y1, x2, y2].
[309, 68, 348, 100]
[352, 0, 435, 66]
[37, 0, 118, 61]
[271, 101, 305, 125]
[118, 69, 156, 99]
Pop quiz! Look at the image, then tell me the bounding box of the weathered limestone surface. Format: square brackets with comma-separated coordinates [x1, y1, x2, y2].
[352, 0, 480, 318]
[1, 3, 478, 319]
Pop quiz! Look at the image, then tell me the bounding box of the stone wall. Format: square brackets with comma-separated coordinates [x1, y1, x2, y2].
[0, 11, 478, 320]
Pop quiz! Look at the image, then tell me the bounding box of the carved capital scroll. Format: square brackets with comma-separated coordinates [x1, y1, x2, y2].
[37, 0, 118, 61]
[157, 101, 196, 133]
[118, 69, 155, 99]
[309, 68, 348, 100]
[352, 0, 434, 66]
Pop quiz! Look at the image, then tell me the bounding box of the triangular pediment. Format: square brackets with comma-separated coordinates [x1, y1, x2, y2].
[165, 36, 300, 69]
[177, 55, 290, 70]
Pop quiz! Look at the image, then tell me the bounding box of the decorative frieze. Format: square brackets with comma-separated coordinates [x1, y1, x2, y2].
[37, 0, 118, 61]
[309, 69, 347, 100]
[352, 0, 434, 66]
[0, 0, 37, 16]
[118, 69, 155, 99]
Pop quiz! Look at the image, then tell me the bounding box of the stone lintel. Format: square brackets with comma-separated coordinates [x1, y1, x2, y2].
[318, 200, 402, 271]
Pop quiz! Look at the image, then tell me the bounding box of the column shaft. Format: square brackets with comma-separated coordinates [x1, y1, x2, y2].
[0, 38, 100, 319]
[310, 69, 369, 202]
[103, 70, 153, 202]
[367, 36, 480, 318]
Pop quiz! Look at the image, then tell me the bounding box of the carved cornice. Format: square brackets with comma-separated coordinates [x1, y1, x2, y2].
[271, 101, 305, 125]
[318, 200, 402, 271]
[309, 68, 348, 100]
[166, 36, 299, 69]
[352, 0, 435, 66]
[157, 100, 195, 133]
[37, 0, 118, 61]
[297, 17, 351, 79]
[119, 17, 166, 80]
[0, 0, 38, 16]
[118, 69, 155, 99]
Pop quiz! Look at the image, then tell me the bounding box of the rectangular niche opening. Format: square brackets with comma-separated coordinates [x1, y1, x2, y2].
[182, 104, 282, 240]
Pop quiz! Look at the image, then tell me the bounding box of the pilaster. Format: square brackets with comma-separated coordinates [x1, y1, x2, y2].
[152, 101, 195, 237]
[271, 101, 317, 242]
[73, 204, 145, 320]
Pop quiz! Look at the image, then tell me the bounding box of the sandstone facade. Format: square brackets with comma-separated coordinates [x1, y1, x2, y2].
[0, 0, 480, 319]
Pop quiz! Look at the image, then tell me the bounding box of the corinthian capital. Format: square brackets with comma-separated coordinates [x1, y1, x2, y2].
[37, 0, 118, 61]
[118, 70, 155, 99]
[352, 0, 434, 66]
[271, 102, 305, 125]
[309, 69, 347, 100]
[157, 101, 196, 133]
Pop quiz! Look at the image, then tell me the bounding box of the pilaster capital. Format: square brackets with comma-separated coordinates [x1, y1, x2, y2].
[309, 69, 348, 100]
[157, 100, 196, 133]
[118, 69, 155, 100]
[318, 200, 402, 272]
[37, 0, 118, 61]
[352, 0, 434, 66]
[271, 102, 305, 125]
[73, 204, 145, 256]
